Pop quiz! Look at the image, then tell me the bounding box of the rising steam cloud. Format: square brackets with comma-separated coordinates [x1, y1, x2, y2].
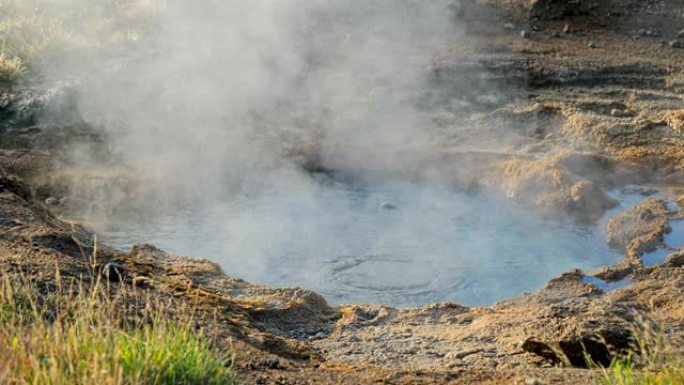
[75, 0, 464, 203]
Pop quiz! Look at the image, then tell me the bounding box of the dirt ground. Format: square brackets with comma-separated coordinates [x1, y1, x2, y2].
[2, 0, 684, 384]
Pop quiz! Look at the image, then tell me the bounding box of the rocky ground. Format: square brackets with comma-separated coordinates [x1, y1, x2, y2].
[2, 0, 684, 384]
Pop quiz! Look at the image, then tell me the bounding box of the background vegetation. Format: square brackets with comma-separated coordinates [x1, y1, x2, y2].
[0, 0, 165, 81]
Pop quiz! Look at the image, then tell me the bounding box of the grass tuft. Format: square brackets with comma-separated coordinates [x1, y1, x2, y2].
[0, 52, 25, 80]
[0, 270, 238, 385]
[597, 316, 684, 385]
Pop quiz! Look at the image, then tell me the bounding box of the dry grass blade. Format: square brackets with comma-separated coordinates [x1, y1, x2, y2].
[0, 268, 238, 385]
[595, 314, 684, 385]
[0, 53, 26, 80]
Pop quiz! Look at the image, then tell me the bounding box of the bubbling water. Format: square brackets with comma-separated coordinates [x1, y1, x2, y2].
[95, 177, 642, 307]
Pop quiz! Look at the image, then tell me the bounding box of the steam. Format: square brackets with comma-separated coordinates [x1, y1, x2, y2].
[75, 0, 464, 204]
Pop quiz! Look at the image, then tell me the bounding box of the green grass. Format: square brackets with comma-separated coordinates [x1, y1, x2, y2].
[601, 355, 684, 385]
[0, 270, 238, 385]
[597, 317, 684, 385]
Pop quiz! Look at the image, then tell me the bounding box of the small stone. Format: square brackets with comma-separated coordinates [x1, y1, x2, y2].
[637, 29, 660, 37]
[45, 197, 61, 206]
[677, 29, 684, 38]
[309, 331, 326, 340]
[587, 39, 597, 48]
[255, 377, 266, 385]
[265, 358, 280, 369]
[404, 347, 418, 355]
[504, 22, 515, 30]
[520, 29, 530, 39]
[378, 202, 397, 211]
[132, 276, 152, 287]
[610, 109, 630, 117]
[524, 378, 545, 385]
[563, 23, 571, 34]
[102, 262, 125, 281]
[669, 40, 684, 48]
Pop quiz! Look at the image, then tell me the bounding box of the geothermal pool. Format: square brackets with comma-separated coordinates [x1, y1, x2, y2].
[96, 176, 644, 307]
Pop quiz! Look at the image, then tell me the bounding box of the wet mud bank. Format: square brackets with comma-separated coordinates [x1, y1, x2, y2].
[2, 1, 684, 384]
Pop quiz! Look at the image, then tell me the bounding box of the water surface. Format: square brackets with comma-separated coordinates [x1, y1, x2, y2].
[96, 179, 644, 307]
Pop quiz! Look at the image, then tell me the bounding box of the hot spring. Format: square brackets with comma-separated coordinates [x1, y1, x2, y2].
[93, 175, 644, 307]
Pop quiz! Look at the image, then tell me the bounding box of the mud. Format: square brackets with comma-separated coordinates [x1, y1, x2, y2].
[2, 0, 684, 384]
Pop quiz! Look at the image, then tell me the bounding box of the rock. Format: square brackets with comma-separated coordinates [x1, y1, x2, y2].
[130, 243, 174, 262]
[678, 29, 684, 38]
[132, 276, 152, 287]
[669, 40, 684, 48]
[378, 202, 397, 211]
[525, 378, 545, 385]
[45, 197, 59, 205]
[522, 324, 632, 368]
[587, 40, 597, 48]
[610, 109, 633, 118]
[530, 0, 582, 21]
[45, 196, 65, 206]
[265, 358, 280, 369]
[521, 30, 530, 39]
[606, 198, 669, 251]
[563, 24, 571, 34]
[636, 29, 661, 38]
[0, 175, 33, 201]
[665, 249, 684, 267]
[504, 22, 515, 30]
[102, 261, 125, 281]
[555, 153, 617, 185]
[483, 157, 617, 222]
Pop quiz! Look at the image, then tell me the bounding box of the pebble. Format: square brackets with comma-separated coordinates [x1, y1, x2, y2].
[309, 331, 326, 340]
[45, 197, 62, 206]
[636, 29, 661, 38]
[504, 22, 515, 30]
[563, 23, 571, 34]
[587, 39, 597, 48]
[265, 358, 280, 369]
[520, 29, 530, 39]
[102, 262, 125, 280]
[677, 29, 684, 38]
[610, 109, 632, 118]
[524, 378, 545, 385]
[669, 40, 684, 48]
[378, 202, 397, 211]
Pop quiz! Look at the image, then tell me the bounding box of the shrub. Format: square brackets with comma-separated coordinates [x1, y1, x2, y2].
[0, 53, 26, 80]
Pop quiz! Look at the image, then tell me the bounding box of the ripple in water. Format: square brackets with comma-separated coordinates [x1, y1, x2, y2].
[94, 178, 644, 307]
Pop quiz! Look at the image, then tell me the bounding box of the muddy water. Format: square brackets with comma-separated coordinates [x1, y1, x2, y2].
[96, 179, 644, 307]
